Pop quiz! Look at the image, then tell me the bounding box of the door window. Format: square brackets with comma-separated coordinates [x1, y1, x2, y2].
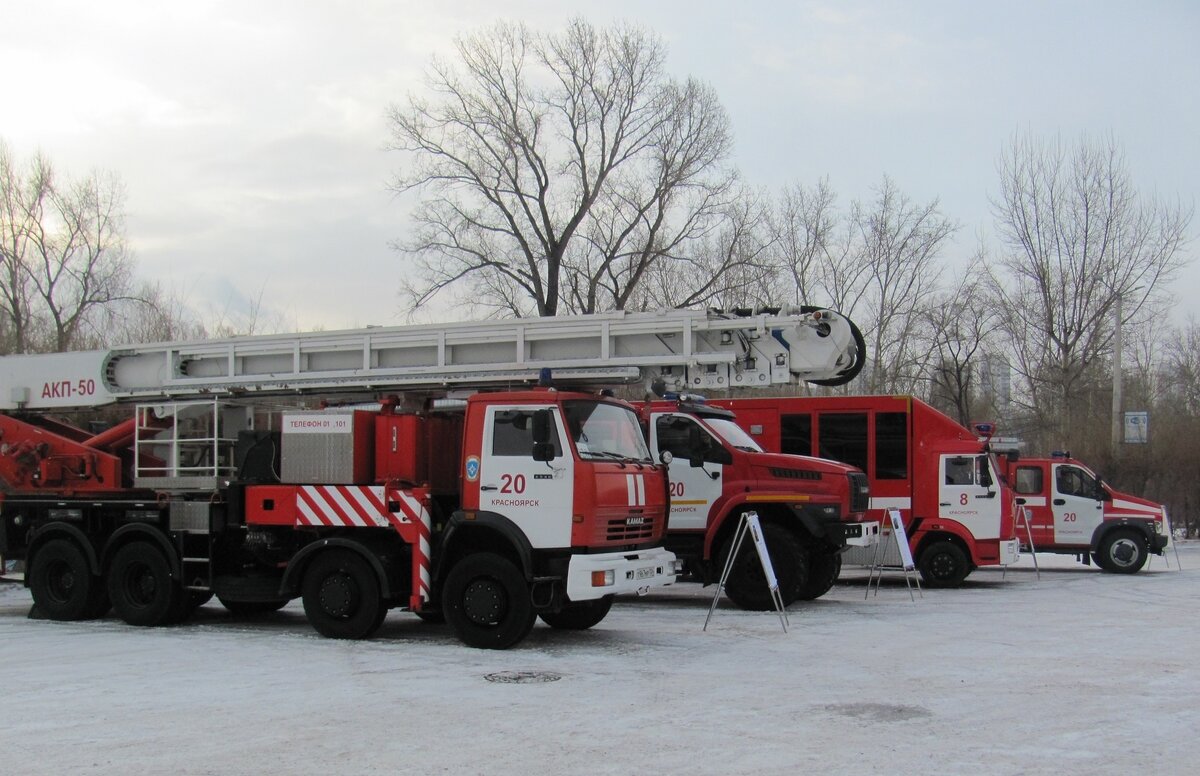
[1014, 466, 1043, 495]
[1055, 465, 1097, 499]
[491, 410, 562, 457]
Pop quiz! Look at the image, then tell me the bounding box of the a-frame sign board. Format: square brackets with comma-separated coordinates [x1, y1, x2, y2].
[1004, 505, 1041, 580]
[705, 511, 788, 632]
[865, 509, 922, 601]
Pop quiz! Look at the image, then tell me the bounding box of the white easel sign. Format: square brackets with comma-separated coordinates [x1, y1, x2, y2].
[866, 509, 921, 600]
[890, 509, 915, 571]
[747, 513, 780, 592]
[704, 511, 789, 632]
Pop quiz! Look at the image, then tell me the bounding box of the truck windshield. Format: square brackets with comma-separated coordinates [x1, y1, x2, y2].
[563, 400, 653, 462]
[705, 418, 764, 453]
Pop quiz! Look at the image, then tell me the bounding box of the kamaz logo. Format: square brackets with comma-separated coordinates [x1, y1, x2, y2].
[626, 516, 645, 526]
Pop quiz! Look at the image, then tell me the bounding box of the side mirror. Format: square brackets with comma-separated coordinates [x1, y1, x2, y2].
[687, 424, 706, 468]
[531, 410, 554, 462]
[979, 466, 993, 488]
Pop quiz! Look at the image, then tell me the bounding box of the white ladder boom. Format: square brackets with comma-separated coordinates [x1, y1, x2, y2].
[1, 308, 864, 410]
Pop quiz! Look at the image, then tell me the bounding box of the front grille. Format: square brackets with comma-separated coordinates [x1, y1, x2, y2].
[848, 472, 870, 512]
[604, 515, 656, 542]
[592, 507, 659, 544]
[769, 467, 822, 481]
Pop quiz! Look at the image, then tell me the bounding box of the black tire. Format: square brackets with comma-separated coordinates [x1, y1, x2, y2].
[918, 540, 971, 588]
[539, 595, 614, 630]
[29, 539, 104, 621]
[442, 553, 535, 649]
[219, 597, 289, 616]
[301, 549, 387, 640]
[719, 522, 807, 611]
[1097, 529, 1148, 574]
[795, 547, 841, 601]
[107, 541, 184, 626]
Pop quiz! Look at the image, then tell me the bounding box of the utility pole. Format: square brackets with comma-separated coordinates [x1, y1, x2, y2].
[1111, 295, 1122, 456]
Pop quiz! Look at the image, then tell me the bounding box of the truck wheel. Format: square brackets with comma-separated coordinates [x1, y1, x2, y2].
[29, 539, 105, 621]
[107, 541, 184, 626]
[918, 540, 970, 588]
[719, 522, 806, 611]
[219, 597, 289, 616]
[301, 550, 387, 639]
[1098, 529, 1148, 574]
[795, 548, 841, 601]
[539, 595, 614, 630]
[443, 553, 535, 649]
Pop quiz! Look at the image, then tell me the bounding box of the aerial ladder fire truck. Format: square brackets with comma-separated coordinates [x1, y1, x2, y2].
[0, 306, 871, 648]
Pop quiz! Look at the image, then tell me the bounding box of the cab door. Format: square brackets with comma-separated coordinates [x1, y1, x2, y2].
[648, 413, 724, 532]
[1050, 463, 1105, 545]
[478, 405, 574, 548]
[937, 454, 1002, 539]
[1010, 463, 1054, 548]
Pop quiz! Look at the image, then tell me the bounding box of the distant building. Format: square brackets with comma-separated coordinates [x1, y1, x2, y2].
[979, 353, 1011, 414]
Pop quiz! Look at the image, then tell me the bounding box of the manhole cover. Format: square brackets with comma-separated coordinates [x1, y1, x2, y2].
[484, 671, 562, 684]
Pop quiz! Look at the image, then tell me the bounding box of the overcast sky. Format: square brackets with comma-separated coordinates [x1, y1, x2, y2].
[3, 0, 1197, 333]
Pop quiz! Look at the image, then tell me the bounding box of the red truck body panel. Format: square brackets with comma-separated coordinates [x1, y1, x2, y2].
[710, 395, 1019, 583]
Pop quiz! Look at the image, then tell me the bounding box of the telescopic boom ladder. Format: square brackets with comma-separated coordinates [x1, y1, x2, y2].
[1, 307, 865, 411]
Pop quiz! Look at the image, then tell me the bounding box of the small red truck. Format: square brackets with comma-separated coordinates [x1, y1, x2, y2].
[997, 452, 1170, 573]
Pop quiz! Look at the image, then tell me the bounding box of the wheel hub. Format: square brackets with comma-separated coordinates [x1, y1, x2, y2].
[319, 573, 357, 617]
[462, 578, 506, 626]
[930, 553, 957, 579]
[1111, 539, 1137, 567]
[126, 564, 157, 607]
[47, 561, 76, 603]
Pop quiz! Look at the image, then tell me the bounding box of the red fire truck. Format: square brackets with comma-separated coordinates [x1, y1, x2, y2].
[709, 395, 1020, 587]
[997, 452, 1169, 573]
[640, 398, 874, 607]
[0, 307, 868, 645]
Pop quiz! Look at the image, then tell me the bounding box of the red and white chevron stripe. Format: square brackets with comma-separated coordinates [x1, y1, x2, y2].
[386, 488, 433, 608]
[296, 485, 390, 528]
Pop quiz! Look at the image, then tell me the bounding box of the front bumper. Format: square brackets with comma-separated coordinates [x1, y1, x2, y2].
[831, 519, 881, 548]
[565, 546, 681, 602]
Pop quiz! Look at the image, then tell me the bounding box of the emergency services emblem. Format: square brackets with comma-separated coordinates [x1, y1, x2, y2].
[465, 456, 480, 482]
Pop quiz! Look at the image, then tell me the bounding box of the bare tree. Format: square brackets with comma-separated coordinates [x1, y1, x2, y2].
[386, 18, 735, 317]
[629, 186, 775, 310]
[0, 141, 138, 353]
[0, 142, 49, 353]
[854, 178, 956, 392]
[989, 132, 1192, 445]
[925, 265, 999, 425]
[770, 177, 843, 309]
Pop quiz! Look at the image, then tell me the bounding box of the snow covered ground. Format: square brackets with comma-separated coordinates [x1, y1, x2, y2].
[1, 546, 1196, 776]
